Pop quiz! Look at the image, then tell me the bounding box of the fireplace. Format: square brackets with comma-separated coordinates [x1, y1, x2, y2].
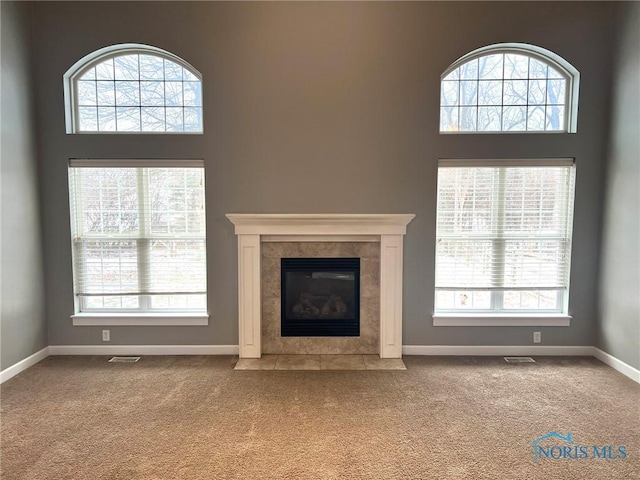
[281, 258, 360, 337]
[226, 213, 415, 358]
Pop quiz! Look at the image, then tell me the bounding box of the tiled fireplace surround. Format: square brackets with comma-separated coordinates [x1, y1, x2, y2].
[226, 214, 415, 359]
[262, 241, 379, 355]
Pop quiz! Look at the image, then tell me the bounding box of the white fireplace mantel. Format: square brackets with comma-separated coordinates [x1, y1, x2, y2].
[226, 214, 415, 359]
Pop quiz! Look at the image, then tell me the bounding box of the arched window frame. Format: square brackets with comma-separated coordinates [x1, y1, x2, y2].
[440, 43, 580, 134]
[64, 43, 203, 134]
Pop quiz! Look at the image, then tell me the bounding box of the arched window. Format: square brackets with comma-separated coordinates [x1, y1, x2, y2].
[64, 44, 203, 133]
[440, 43, 579, 133]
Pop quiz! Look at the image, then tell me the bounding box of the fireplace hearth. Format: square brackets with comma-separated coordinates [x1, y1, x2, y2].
[281, 258, 360, 337]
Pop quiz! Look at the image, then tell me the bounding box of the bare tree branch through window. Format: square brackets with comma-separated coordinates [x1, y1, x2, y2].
[440, 45, 577, 133]
[72, 49, 202, 133]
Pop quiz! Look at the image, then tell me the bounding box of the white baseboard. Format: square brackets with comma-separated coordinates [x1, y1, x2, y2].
[48, 345, 239, 356]
[0, 347, 50, 384]
[592, 348, 640, 384]
[4, 345, 637, 385]
[402, 345, 595, 356]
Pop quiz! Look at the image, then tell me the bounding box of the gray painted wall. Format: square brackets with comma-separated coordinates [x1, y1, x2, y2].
[598, 3, 640, 370]
[31, 2, 616, 348]
[1, 2, 48, 369]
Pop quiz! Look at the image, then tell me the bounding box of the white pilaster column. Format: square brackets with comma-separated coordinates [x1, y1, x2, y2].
[379, 234, 404, 358]
[237, 234, 261, 358]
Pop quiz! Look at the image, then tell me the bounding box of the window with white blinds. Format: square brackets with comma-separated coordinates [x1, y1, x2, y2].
[68, 160, 207, 313]
[434, 159, 575, 313]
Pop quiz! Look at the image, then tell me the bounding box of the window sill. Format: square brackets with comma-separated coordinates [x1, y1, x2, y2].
[71, 313, 209, 326]
[432, 314, 571, 327]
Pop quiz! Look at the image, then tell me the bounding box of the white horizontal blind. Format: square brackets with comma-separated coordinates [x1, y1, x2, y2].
[435, 159, 575, 295]
[69, 162, 206, 310]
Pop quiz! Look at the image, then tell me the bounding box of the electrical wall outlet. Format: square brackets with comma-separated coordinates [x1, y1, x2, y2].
[102, 329, 110, 342]
[533, 331, 541, 344]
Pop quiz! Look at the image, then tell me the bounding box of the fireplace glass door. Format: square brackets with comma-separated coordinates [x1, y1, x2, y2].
[281, 258, 360, 336]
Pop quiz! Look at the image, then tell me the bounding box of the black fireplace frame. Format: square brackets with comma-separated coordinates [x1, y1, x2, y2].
[281, 257, 360, 337]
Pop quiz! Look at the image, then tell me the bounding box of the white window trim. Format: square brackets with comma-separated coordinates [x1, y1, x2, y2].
[69, 158, 208, 322]
[440, 42, 580, 134]
[71, 313, 209, 327]
[63, 43, 203, 134]
[432, 314, 571, 327]
[433, 157, 575, 322]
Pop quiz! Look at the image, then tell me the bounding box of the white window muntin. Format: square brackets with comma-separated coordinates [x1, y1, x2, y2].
[434, 158, 576, 315]
[440, 43, 580, 134]
[64, 44, 203, 134]
[68, 159, 207, 314]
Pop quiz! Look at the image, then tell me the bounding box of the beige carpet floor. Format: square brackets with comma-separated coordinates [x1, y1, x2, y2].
[1, 355, 638, 480]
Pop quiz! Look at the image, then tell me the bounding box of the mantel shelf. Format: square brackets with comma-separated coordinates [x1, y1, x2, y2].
[226, 213, 415, 236]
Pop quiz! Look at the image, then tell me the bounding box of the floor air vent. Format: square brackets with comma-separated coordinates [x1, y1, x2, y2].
[504, 356, 535, 363]
[108, 356, 141, 363]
